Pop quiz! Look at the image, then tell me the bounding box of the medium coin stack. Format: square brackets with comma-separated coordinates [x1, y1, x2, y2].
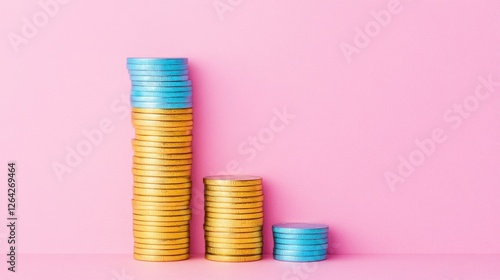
[127, 58, 193, 262]
[203, 175, 264, 262]
[272, 223, 329, 262]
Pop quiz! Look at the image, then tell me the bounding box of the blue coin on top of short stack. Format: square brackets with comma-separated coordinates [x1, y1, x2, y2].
[127, 58, 192, 109]
[272, 223, 329, 262]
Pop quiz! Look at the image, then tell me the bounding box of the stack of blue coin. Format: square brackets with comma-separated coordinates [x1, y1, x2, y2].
[272, 223, 329, 262]
[127, 58, 192, 109]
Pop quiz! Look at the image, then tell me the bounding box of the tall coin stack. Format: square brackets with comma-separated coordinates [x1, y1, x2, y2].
[272, 223, 329, 262]
[203, 175, 264, 262]
[127, 58, 193, 262]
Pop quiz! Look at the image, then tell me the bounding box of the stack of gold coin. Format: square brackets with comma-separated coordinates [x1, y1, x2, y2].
[203, 175, 264, 262]
[128, 58, 193, 262]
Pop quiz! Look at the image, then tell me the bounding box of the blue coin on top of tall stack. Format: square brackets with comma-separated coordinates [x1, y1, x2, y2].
[127, 58, 192, 109]
[127, 58, 193, 262]
[272, 223, 329, 262]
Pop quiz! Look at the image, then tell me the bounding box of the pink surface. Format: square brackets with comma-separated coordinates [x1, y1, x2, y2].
[2, 254, 500, 280]
[1, 0, 500, 260]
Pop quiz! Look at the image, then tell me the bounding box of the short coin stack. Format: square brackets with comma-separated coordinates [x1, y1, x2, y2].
[127, 58, 193, 262]
[203, 175, 264, 262]
[272, 223, 329, 262]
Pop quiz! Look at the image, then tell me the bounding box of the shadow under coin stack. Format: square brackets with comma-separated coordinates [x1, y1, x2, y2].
[272, 223, 329, 262]
[127, 58, 193, 262]
[203, 175, 264, 262]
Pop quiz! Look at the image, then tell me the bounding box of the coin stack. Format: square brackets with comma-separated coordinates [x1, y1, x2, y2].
[203, 175, 264, 262]
[127, 58, 193, 262]
[272, 223, 329, 262]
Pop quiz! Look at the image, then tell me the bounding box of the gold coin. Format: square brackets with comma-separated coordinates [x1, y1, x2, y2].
[133, 204, 189, 211]
[205, 195, 263, 203]
[133, 208, 191, 217]
[134, 214, 191, 222]
[133, 182, 191, 190]
[134, 230, 189, 239]
[133, 194, 191, 203]
[203, 225, 262, 233]
[205, 212, 263, 220]
[132, 112, 192, 121]
[134, 125, 193, 132]
[205, 184, 262, 192]
[134, 242, 189, 250]
[136, 249, 185, 257]
[134, 220, 189, 227]
[134, 253, 190, 262]
[206, 241, 263, 249]
[205, 206, 262, 214]
[133, 224, 189, 233]
[203, 175, 262, 186]
[204, 236, 263, 244]
[133, 176, 190, 184]
[205, 253, 261, 262]
[133, 198, 190, 204]
[134, 188, 191, 196]
[133, 145, 192, 154]
[135, 129, 192, 136]
[133, 198, 191, 206]
[205, 218, 263, 228]
[134, 247, 189, 256]
[132, 119, 193, 128]
[204, 190, 262, 198]
[205, 254, 262, 262]
[132, 205, 189, 211]
[132, 108, 193, 115]
[134, 231, 189, 239]
[134, 152, 192, 160]
[205, 230, 262, 238]
[205, 201, 263, 209]
[133, 163, 191, 171]
[206, 247, 262, 255]
[134, 237, 189, 245]
[135, 134, 192, 142]
[132, 169, 191, 177]
[133, 157, 192, 166]
[132, 139, 191, 148]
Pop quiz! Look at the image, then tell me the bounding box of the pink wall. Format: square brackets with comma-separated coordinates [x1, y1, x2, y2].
[1, 0, 499, 255]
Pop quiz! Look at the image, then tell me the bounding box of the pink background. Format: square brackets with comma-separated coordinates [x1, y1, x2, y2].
[1, 0, 500, 260]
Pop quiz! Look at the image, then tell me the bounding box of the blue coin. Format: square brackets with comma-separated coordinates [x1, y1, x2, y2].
[132, 86, 192, 92]
[131, 90, 192, 97]
[130, 75, 189, 82]
[128, 70, 189, 76]
[273, 232, 328, 240]
[130, 96, 192, 103]
[272, 223, 329, 234]
[127, 58, 187, 65]
[274, 243, 329, 251]
[127, 64, 188, 71]
[274, 238, 328, 245]
[273, 249, 327, 257]
[273, 254, 327, 262]
[131, 80, 192, 87]
[131, 101, 192, 109]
